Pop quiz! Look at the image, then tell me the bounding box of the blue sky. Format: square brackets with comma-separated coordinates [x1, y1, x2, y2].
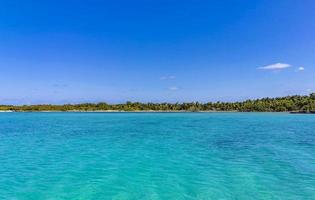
[0, 0, 314, 104]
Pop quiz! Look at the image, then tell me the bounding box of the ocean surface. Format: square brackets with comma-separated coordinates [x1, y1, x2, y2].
[0, 113, 314, 200]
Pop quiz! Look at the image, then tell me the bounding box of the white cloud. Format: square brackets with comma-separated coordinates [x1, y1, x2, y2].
[168, 86, 179, 91]
[258, 63, 291, 70]
[160, 75, 176, 80]
[297, 67, 305, 71]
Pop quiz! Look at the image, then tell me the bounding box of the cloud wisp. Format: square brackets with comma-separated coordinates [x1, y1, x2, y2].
[168, 86, 179, 91]
[258, 63, 291, 70]
[160, 75, 176, 80]
[51, 83, 69, 88]
[297, 67, 305, 71]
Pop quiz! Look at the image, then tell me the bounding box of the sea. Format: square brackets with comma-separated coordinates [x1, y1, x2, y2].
[0, 112, 314, 199]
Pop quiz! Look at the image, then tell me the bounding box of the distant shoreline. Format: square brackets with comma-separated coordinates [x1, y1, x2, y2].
[1, 93, 314, 113]
[0, 110, 304, 113]
[0, 110, 238, 113]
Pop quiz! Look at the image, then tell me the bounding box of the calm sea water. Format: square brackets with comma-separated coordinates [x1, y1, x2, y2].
[0, 113, 314, 200]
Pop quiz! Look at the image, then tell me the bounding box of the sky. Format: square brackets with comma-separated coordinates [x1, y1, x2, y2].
[0, 0, 314, 104]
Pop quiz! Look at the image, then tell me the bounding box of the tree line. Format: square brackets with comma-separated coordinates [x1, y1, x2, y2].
[1, 93, 315, 112]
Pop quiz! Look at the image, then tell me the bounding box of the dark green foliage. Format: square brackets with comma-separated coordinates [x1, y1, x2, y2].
[1, 94, 315, 112]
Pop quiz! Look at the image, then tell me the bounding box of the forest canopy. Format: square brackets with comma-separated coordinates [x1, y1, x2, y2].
[1, 93, 315, 112]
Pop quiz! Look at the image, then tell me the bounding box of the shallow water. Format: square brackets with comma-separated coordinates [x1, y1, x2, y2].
[0, 113, 314, 199]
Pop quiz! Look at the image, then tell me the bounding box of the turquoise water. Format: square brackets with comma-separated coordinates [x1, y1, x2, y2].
[0, 113, 314, 199]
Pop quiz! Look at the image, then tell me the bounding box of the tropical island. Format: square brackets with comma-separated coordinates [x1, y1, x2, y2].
[1, 93, 315, 113]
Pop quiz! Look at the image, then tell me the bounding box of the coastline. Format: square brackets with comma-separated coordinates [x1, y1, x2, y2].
[0, 110, 296, 113]
[1, 94, 314, 113]
[0, 110, 235, 113]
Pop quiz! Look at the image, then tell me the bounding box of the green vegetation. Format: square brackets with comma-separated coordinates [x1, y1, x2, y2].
[1, 93, 315, 112]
